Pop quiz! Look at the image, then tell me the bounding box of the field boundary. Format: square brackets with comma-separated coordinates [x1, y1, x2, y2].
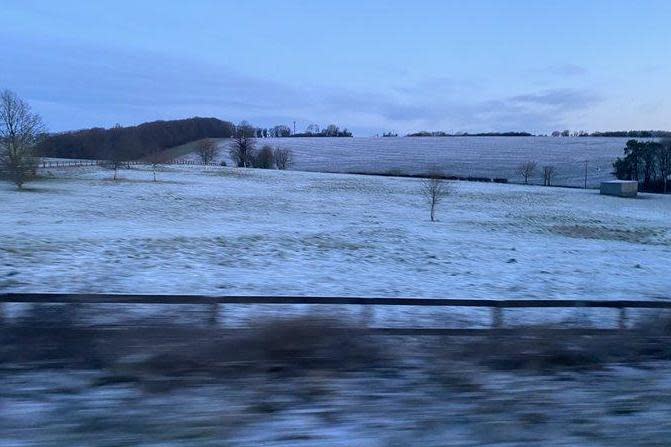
[33, 158, 610, 190]
[3, 294, 670, 332]
[37, 159, 221, 169]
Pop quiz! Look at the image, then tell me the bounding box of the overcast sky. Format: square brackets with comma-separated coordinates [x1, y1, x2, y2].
[2, 0, 670, 135]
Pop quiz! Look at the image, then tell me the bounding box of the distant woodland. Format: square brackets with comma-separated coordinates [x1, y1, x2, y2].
[37, 118, 353, 160]
[407, 131, 533, 137]
[37, 117, 236, 160]
[407, 130, 671, 138]
[35, 115, 671, 163]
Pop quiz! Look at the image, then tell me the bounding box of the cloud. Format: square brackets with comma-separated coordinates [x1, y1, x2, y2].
[0, 34, 314, 128]
[0, 33, 602, 134]
[315, 86, 600, 134]
[392, 76, 483, 97]
[509, 88, 601, 111]
[541, 64, 588, 77]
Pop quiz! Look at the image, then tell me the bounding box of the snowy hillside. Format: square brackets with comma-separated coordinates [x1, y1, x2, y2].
[178, 136, 638, 187]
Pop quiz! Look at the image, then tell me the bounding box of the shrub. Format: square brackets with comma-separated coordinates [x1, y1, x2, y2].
[1, 313, 382, 378]
[466, 176, 491, 182]
[253, 145, 275, 169]
[273, 148, 292, 170]
[385, 168, 404, 177]
[462, 330, 606, 372]
[196, 138, 218, 164]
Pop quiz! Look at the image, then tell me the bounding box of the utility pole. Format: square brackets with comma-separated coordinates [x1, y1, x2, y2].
[293, 121, 296, 135]
[584, 160, 588, 189]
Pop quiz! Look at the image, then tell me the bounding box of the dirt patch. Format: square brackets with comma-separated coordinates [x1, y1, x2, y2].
[551, 224, 667, 245]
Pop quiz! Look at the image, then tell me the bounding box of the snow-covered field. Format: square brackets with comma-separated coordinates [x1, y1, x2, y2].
[3, 165, 671, 446]
[1, 164, 670, 324]
[2, 164, 669, 298]
[179, 136, 638, 187]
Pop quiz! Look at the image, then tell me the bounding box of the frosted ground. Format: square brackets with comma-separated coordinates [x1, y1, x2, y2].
[1, 164, 669, 326]
[4, 359, 671, 446]
[180, 136, 639, 187]
[3, 165, 671, 446]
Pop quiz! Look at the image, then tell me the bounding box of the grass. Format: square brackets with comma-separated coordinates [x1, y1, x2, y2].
[1, 309, 383, 379]
[140, 139, 209, 163]
[445, 315, 671, 372]
[3, 307, 671, 384]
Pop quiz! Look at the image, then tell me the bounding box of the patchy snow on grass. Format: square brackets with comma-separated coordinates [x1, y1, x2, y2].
[2, 166, 671, 445]
[3, 361, 671, 446]
[1, 165, 669, 301]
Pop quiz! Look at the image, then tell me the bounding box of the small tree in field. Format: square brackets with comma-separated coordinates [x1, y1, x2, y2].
[230, 133, 256, 167]
[101, 125, 138, 181]
[0, 90, 45, 189]
[196, 139, 218, 165]
[542, 165, 556, 186]
[274, 147, 292, 170]
[518, 160, 537, 184]
[147, 147, 172, 182]
[421, 174, 448, 222]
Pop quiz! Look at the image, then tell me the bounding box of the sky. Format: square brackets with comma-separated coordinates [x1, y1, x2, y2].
[1, 0, 670, 136]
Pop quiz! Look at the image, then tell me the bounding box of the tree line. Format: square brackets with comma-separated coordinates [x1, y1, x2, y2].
[36, 117, 237, 160]
[406, 130, 671, 138]
[1, 90, 301, 188]
[407, 131, 533, 137]
[551, 130, 671, 138]
[613, 139, 671, 193]
[254, 123, 352, 138]
[36, 118, 352, 162]
[196, 137, 293, 170]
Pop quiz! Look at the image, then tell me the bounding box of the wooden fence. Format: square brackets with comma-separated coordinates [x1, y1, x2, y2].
[38, 159, 220, 169]
[2, 293, 670, 334]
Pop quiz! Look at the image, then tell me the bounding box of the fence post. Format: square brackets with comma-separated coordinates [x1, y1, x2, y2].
[361, 305, 374, 327]
[618, 308, 628, 330]
[208, 303, 220, 326]
[491, 306, 504, 328]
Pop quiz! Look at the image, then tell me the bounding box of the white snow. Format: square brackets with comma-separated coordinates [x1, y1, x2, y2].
[4, 362, 671, 446]
[2, 166, 671, 444]
[180, 136, 640, 187]
[1, 164, 669, 327]
[2, 164, 669, 298]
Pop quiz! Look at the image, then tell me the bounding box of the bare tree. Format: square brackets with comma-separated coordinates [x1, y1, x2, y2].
[196, 139, 218, 165]
[518, 160, 537, 184]
[305, 124, 320, 135]
[254, 145, 275, 169]
[236, 120, 257, 138]
[100, 125, 138, 181]
[421, 174, 448, 222]
[147, 147, 172, 182]
[0, 90, 45, 189]
[110, 158, 122, 180]
[230, 133, 256, 167]
[542, 165, 556, 186]
[273, 147, 293, 170]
